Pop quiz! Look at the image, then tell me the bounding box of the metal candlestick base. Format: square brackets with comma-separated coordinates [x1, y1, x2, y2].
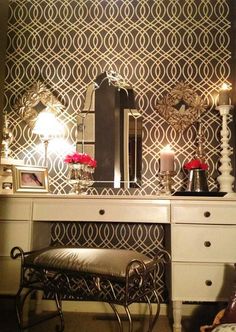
[159, 171, 176, 195]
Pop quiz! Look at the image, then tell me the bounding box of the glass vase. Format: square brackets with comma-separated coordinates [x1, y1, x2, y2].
[68, 163, 94, 194]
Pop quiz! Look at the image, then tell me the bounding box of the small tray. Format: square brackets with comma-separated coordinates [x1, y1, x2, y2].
[173, 191, 227, 197]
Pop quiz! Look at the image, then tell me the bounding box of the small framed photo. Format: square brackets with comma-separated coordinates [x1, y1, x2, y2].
[13, 165, 49, 193]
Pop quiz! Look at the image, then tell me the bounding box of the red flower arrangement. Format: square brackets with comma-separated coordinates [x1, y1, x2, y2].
[183, 158, 208, 170]
[64, 152, 97, 168]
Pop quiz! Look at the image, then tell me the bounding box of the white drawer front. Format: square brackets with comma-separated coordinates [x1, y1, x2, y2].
[0, 221, 30, 256]
[0, 198, 31, 220]
[172, 263, 235, 301]
[171, 201, 236, 224]
[0, 257, 20, 294]
[172, 224, 236, 263]
[33, 198, 170, 223]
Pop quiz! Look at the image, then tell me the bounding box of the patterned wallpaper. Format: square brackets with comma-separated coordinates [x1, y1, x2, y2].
[3, 0, 234, 195]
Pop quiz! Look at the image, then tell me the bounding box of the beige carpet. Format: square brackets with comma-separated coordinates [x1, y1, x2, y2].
[31, 313, 172, 332]
[0, 310, 212, 332]
[0, 310, 171, 332]
[0, 297, 224, 332]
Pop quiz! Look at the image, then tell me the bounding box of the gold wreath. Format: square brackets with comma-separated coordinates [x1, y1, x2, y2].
[155, 82, 206, 132]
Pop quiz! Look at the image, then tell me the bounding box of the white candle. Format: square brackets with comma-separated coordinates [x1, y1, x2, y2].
[218, 83, 231, 105]
[160, 145, 175, 172]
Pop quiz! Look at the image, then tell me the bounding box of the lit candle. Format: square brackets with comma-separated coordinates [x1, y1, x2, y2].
[218, 83, 231, 105]
[160, 145, 175, 172]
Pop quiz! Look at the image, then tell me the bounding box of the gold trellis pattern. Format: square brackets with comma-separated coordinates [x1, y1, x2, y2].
[3, 0, 232, 194]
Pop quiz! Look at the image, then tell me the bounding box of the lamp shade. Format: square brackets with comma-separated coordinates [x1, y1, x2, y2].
[32, 110, 63, 140]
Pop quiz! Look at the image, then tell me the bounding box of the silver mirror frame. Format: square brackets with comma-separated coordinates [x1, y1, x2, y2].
[15, 81, 63, 129]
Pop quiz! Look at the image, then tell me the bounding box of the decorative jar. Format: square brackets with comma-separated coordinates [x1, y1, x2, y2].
[186, 168, 209, 192]
[68, 163, 95, 195]
[184, 158, 209, 193]
[64, 152, 97, 195]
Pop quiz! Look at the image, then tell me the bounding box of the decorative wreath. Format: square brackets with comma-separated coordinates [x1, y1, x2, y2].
[155, 82, 207, 132]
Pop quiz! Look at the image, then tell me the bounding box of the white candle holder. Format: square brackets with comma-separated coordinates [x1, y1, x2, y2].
[216, 104, 235, 193]
[159, 171, 176, 195]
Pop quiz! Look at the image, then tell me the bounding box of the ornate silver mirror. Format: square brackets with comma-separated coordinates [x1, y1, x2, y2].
[77, 71, 142, 188]
[15, 81, 63, 130]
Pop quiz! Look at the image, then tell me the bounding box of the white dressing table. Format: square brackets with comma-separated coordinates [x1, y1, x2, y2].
[0, 194, 236, 332]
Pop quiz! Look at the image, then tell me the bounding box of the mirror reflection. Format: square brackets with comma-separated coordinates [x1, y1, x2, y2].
[77, 71, 142, 188]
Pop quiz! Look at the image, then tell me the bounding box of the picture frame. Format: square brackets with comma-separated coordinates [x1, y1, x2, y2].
[13, 165, 49, 193]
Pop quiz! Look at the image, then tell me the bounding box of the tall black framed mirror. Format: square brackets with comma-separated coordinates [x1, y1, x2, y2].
[77, 71, 142, 189]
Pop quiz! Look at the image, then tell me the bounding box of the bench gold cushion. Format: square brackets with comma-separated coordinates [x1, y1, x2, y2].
[25, 248, 153, 278]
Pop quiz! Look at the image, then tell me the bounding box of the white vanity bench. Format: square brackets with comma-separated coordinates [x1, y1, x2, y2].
[1, 194, 236, 332]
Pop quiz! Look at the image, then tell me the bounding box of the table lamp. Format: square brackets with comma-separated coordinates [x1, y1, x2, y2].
[32, 108, 64, 166]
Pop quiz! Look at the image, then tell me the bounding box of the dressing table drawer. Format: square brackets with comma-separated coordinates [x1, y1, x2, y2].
[0, 221, 30, 256]
[33, 198, 170, 223]
[171, 224, 236, 262]
[0, 198, 31, 220]
[0, 258, 21, 294]
[171, 200, 236, 224]
[172, 262, 234, 301]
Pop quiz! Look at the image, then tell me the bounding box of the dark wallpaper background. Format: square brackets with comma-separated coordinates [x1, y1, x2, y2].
[3, 0, 235, 195]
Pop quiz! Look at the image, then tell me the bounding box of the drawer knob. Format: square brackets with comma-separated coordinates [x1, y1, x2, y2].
[205, 280, 212, 286]
[204, 211, 211, 218]
[204, 241, 211, 247]
[99, 209, 105, 215]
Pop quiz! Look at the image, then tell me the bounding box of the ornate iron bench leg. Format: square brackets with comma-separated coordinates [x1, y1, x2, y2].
[15, 287, 34, 331]
[145, 294, 153, 332]
[15, 288, 64, 332]
[124, 305, 133, 332]
[147, 289, 161, 332]
[54, 292, 65, 332]
[11, 247, 65, 332]
[109, 303, 123, 332]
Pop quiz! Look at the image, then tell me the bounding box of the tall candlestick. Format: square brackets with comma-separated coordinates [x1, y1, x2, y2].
[218, 83, 231, 105]
[160, 145, 175, 172]
[216, 104, 235, 193]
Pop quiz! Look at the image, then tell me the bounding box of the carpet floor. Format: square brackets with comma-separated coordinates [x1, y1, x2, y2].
[1, 311, 172, 332]
[0, 297, 224, 332]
